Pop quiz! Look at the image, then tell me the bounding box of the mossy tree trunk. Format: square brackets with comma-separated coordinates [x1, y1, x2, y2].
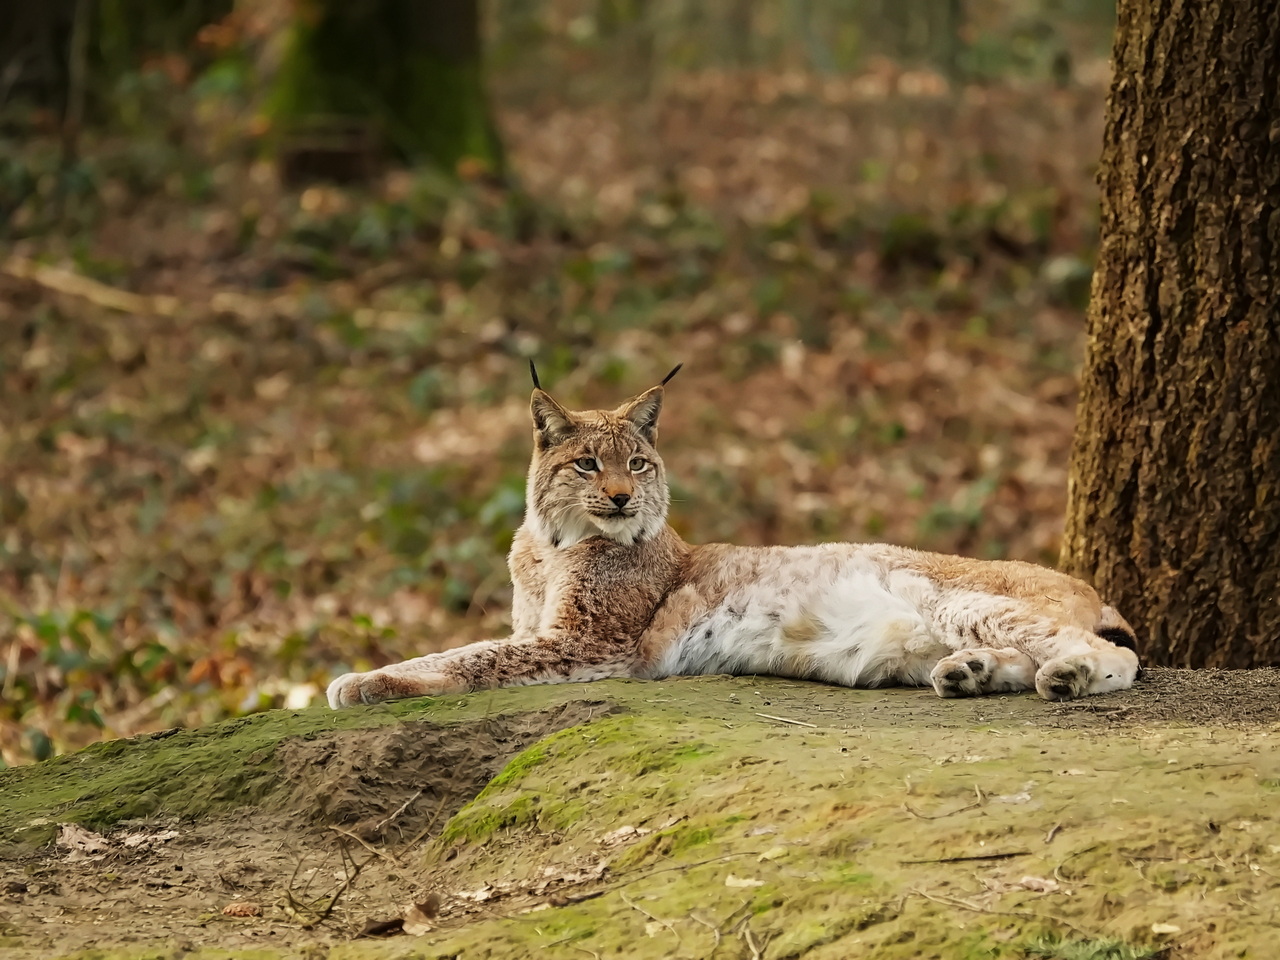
[270, 0, 503, 175]
[1061, 0, 1280, 667]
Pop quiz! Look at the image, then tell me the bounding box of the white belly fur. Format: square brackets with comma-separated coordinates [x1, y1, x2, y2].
[650, 545, 953, 687]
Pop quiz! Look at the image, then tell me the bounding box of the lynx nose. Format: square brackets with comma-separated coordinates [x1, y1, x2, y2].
[610, 493, 631, 508]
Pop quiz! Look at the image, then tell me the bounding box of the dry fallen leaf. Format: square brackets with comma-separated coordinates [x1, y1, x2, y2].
[357, 916, 404, 938]
[402, 893, 441, 936]
[119, 829, 180, 850]
[599, 825, 652, 846]
[221, 901, 261, 917]
[57, 824, 111, 861]
[1151, 922, 1181, 935]
[725, 875, 765, 888]
[1017, 876, 1060, 893]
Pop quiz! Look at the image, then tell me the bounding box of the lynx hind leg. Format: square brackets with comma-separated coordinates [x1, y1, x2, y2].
[1034, 625, 1141, 702]
[930, 647, 1037, 698]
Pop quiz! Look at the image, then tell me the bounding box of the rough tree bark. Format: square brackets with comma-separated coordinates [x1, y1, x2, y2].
[1061, 0, 1280, 667]
[269, 0, 503, 174]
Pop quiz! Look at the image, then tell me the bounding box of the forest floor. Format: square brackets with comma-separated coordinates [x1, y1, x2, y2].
[2, 68, 1116, 765]
[2, 669, 1278, 960]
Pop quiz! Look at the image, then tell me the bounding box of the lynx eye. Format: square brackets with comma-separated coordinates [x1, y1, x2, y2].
[574, 457, 599, 472]
[629, 456, 650, 472]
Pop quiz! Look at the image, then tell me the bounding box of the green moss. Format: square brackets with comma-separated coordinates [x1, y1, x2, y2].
[57, 951, 287, 960]
[1018, 934, 1164, 960]
[486, 740, 551, 788]
[543, 797, 588, 831]
[0, 706, 395, 847]
[7, 678, 1280, 958]
[439, 790, 541, 843]
[441, 787, 591, 845]
[665, 824, 716, 854]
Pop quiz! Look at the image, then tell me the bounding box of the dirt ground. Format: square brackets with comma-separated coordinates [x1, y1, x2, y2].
[2, 669, 1278, 960]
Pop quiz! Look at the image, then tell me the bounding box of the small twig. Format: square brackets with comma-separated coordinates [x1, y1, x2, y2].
[327, 826, 400, 865]
[902, 779, 987, 820]
[404, 793, 451, 850]
[620, 891, 682, 944]
[900, 851, 1029, 865]
[619, 852, 762, 887]
[312, 842, 368, 925]
[374, 788, 424, 835]
[755, 712, 817, 728]
[688, 911, 722, 948]
[723, 900, 755, 940]
[911, 887, 1100, 941]
[1053, 845, 1099, 887]
[1061, 703, 1136, 716]
[282, 840, 370, 928]
[1129, 857, 1161, 889]
[742, 923, 765, 959]
[913, 888, 987, 912]
[1043, 823, 1063, 844]
[284, 854, 306, 901]
[549, 889, 607, 907]
[1166, 761, 1255, 774]
[3, 257, 180, 316]
[902, 798, 982, 820]
[571, 947, 602, 960]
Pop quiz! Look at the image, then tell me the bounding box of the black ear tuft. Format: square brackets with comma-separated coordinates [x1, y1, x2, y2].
[661, 363, 683, 386]
[618, 387, 664, 443]
[531, 391, 574, 445]
[529, 358, 541, 390]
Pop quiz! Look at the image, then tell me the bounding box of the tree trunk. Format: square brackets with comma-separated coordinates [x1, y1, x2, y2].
[270, 0, 503, 175]
[0, 0, 230, 119]
[1061, 0, 1280, 667]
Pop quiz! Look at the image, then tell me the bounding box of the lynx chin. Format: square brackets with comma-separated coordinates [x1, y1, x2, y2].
[327, 367, 1140, 709]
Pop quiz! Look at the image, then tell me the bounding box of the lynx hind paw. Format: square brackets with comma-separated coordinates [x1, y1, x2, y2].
[930, 650, 997, 698]
[326, 670, 455, 709]
[1035, 656, 1093, 702]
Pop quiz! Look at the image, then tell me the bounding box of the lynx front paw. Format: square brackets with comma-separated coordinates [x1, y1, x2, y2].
[930, 650, 997, 698]
[1035, 656, 1093, 701]
[326, 670, 456, 709]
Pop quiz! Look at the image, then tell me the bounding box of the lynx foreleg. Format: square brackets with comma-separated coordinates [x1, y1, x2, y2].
[326, 635, 636, 708]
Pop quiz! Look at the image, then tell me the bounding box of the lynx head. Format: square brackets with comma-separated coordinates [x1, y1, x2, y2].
[524, 364, 680, 548]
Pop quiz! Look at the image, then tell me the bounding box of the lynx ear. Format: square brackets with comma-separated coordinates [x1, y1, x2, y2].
[531, 390, 574, 446]
[617, 386, 664, 444]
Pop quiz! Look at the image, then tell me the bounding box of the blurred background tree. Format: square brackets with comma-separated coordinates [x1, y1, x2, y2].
[269, 0, 504, 178]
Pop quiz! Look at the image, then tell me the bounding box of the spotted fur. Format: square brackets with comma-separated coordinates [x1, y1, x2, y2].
[327, 378, 1141, 708]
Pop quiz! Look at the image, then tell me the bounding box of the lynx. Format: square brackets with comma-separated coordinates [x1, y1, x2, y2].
[327, 366, 1140, 709]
